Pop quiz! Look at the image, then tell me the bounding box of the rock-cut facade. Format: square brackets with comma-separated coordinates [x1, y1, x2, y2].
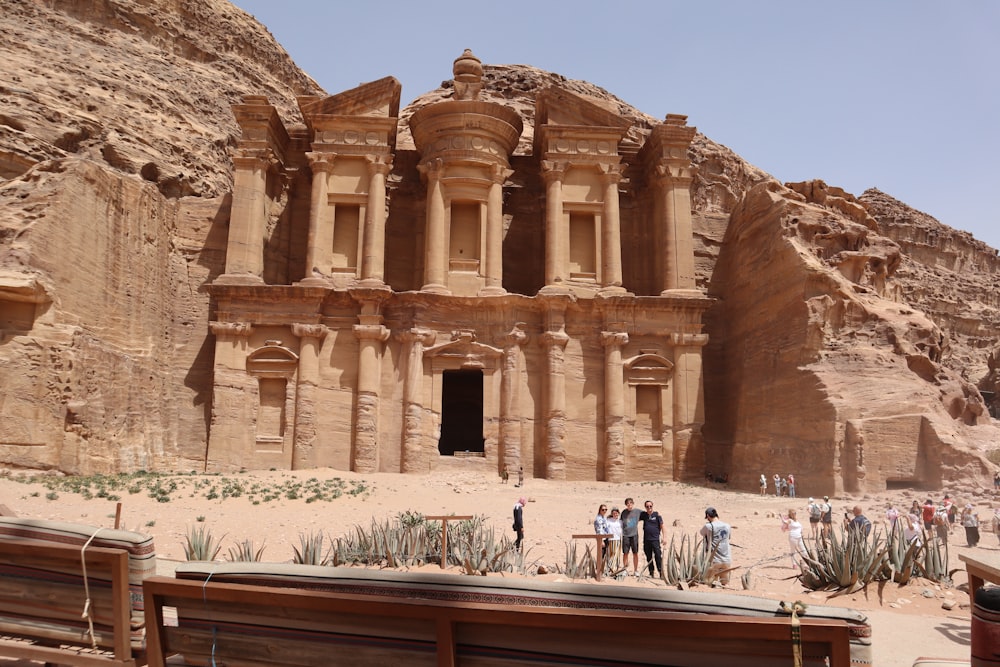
[206, 51, 711, 482]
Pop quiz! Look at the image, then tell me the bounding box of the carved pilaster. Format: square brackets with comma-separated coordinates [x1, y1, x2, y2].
[360, 155, 393, 285]
[290, 323, 328, 470]
[482, 164, 514, 295]
[352, 323, 390, 473]
[541, 329, 570, 480]
[541, 160, 567, 288]
[601, 331, 629, 483]
[417, 159, 448, 293]
[303, 153, 336, 283]
[670, 331, 708, 482]
[498, 324, 529, 476]
[220, 150, 276, 283]
[599, 164, 624, 291]
[398, 328, 436, 473]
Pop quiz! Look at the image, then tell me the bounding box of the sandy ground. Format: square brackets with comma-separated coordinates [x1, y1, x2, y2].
[1, 463, 996, 666]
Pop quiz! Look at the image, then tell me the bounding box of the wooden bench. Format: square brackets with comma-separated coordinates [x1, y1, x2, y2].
[0, 537, 139, 666]
[144, 572, 852, 667]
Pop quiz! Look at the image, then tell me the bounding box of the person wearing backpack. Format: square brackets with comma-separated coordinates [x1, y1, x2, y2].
[820, 496, 833, 538]
[807, 497, 822, 539]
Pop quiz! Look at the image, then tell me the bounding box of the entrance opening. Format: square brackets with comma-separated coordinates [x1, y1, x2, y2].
[439, 369, 484, 455]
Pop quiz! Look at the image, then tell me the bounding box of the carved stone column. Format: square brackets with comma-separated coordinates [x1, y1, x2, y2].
[418, 159, 448, 293]
[600, 165, 624, 291]
[222, 151, 271, 282]
[541, 160, 566, 288]
[398, 327, 436, 473]
[291, 323, 328, 470]
[499, 324, 528, 476]
[541, 328, 569, 479]
[353, 322, 390, 472]
[361, 155, 392, 285]
[206, 321, 254, 472]
[671, 332, 708, 481]
[482, 164, 512, 295]
[602, 331, 629, 482]
[208, 321, 254, 368]
[303, 153, 334, 283]
[652, 115, 698, 294]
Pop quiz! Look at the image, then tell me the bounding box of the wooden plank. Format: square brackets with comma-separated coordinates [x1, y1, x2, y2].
[144, 576, 851, 667]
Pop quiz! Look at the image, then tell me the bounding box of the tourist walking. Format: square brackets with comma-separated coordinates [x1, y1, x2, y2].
[787, 474, 796, 498]
[516, 466, 524, 488]
[780, 509, 808, 569]
[773, 474, 781, 497]
[501, 465, 509, 484]
[700, 507, 733, 586]
[820, 496, 833, 538]
[620, 497, 641, 575]
[845, 505, 872, 537]
[512, 497, 525, 551]
[759, 474, 767, 496]
[885, 503, 899, 533]
[922, 499, 936, 530]
[639, 500, 665, 578]
[961, 504, 980, 547]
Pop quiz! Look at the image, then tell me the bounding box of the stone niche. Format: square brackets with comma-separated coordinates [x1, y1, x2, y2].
[205, 50, 711, 483]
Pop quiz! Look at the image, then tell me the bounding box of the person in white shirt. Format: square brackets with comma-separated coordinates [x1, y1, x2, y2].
[605, 507, 623, 575]
[780, 508, 808, 569]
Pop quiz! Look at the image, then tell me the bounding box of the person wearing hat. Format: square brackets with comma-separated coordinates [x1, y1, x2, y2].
[699, 507, 732, 586]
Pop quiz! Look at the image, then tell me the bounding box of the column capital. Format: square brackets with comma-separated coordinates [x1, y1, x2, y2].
[305, 151, 336, 173]
[541, 330, 569, 348]
[209, 321, 254, 338]
[540, 160, 567, 182]
[354, 324, 390, 342]
[291, 323, 328, 341]
[366, 154, 393, 176]
[232, 149, 275, 171]
[671, 332, 709, 347]
[601, 331, 629, 348]
[598, 163, 624, 184]
[397, 327, 436, 346]
[417, 157, 445, 181]
[490, 163, 514, 185]
[499, 324, 529, 348]
[655, 162, 695, 187]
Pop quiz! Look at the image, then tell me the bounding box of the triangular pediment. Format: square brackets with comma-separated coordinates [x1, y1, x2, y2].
[535, 86, 632, 131]
[298, 76, 402, 120]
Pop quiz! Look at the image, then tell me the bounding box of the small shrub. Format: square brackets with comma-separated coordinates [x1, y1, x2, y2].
[183, 525, 223, 561]
[293, 531, 327, 565]
[226, 538, 266, 562]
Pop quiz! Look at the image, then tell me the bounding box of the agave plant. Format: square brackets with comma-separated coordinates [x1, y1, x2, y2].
[661, 533, 716, 586]
[799, 525, 887, 594]
[293, 530, 327, 565]
[559, 540, 598, 579]
[183, 524, 224, 561]
[226, 538, 266, 562]
[448, 515, 522, 575]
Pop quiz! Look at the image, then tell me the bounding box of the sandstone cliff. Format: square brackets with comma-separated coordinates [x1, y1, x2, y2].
[1, 0, 997, 488]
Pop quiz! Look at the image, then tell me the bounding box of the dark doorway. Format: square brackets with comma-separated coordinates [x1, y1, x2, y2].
[439, 369, 484, 455]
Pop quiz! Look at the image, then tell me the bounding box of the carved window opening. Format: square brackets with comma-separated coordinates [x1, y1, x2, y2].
[332, 204, 360, 272]
[439, 369, 484, 456]
[626, 354, 673, 448]
[569, 212, 596, 280]
[246, 342, 298, 448]
[449, 201, 481, 272]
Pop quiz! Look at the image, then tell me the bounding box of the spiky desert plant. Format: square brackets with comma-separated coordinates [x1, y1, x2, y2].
[226, 538, 266, 562]
[447, 515, 521, 575]
[183, 525, 223, 561]
[559, 540, 597, 579]
[293, 531, 327, 565]
[662, 533, 715, 586]
[798, 525, 886, 594]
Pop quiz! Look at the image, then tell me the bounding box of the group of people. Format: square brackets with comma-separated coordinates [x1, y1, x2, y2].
[760, 473, 796, 498]
[588, 498, 732, 585]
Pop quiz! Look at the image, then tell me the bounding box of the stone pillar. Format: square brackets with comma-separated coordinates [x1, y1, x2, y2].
[419, 159, 448, 293]
[600, 165, 624, 291]
[652, 115, 698, 295]
[671, 332, 708, 481]
[353, 322, 390, 473]
[291, 323, 328, 470]
[303, 153, 334, 283]
[223, 151, 271, 282]
[399, 328, 436, 473]
[602, 331, 629, 482]
[499, 324, 528, 475]
[482, 164, 512, 295]
[541, 160, 566, 288]
[541, 328, 569, 479]
[361, 155, 392, 285]
[206, 321, 254, 471]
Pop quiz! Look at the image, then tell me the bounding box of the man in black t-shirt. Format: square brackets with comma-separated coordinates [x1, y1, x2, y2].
[639, 500, 665, 577]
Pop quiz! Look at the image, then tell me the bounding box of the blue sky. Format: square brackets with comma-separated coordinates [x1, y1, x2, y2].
[231, 1, 1000, 251]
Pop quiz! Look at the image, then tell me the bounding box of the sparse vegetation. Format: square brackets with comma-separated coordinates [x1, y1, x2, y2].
[183, 524, 223, 561]
[226, 538, 266, 562]
[6, 471, 371, 504]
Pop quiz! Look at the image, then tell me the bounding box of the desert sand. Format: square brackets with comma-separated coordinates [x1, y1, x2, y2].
[0, 464, 993, 666]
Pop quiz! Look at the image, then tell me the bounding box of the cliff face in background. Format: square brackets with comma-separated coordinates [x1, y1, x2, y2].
[1, 0, 997, 489]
